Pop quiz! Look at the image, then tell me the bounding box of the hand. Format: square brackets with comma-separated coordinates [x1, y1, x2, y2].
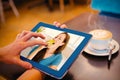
[53, 21, 68, 28]
[0, 30, 47, 69]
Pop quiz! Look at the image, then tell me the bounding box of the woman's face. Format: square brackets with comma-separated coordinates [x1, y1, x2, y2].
[47, 33, 67, 48]
[54, 33, 66, 44]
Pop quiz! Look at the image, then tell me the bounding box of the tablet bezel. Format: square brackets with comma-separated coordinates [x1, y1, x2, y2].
[21, 22, 92, 79]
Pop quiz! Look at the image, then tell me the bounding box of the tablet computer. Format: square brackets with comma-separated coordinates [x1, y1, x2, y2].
[20, 22, 92, 79]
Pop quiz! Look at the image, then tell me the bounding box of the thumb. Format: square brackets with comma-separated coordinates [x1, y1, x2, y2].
[15, 58, 32, 69]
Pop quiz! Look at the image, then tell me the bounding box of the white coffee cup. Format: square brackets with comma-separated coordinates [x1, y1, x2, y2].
[89, 29, 112, 50]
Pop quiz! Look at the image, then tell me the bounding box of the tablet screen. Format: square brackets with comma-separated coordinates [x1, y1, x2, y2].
[20, 22, 92, 79]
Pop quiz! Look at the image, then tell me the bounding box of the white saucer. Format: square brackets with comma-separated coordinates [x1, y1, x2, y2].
[84, 39, 119, 56]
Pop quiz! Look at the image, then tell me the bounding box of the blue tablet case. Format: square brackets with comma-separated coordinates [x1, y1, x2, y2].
[20, 22, 92, 79]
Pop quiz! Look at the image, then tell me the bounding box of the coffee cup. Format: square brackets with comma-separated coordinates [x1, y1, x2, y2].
[89, 29, 112, 50]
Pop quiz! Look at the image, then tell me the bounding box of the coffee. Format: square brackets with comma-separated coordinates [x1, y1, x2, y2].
[89, 29, 112, 50]
[89, 29, 112, 40]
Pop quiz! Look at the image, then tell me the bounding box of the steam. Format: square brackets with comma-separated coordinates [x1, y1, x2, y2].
[88, 14, 107, 30]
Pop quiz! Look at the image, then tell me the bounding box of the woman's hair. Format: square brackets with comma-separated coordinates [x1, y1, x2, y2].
[32, 48, 47, 62]
[54, 32, 70, 54]
[32, 32, 70, 62]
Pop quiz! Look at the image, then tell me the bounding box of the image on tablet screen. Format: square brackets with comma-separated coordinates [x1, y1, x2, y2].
[21, 26, 85, 71]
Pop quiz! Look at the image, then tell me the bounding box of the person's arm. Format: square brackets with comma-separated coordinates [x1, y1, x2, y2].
[17, 68, 44, 80]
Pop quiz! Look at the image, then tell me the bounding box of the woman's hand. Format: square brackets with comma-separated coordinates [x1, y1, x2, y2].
[0, 30, 47, 69]
[53, 21, 68, 28]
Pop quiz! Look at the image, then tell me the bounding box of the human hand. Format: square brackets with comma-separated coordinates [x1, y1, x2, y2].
[53, 21, 68, 28]
[0, 30, 47, 69]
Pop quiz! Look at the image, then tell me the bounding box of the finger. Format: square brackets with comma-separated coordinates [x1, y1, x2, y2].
[60, 24, 68, 28]
[53, 21, 58, 25]
[53, 21, 61, 27]
[25, 40, 47, 48]
[16, 33, 21, 39]
[22, 32, 45, 41]
[16, 31, 29, 40]
[55, 23, 61, 27]
[15, 58, 32, 69]
[19, 30, 30, 38]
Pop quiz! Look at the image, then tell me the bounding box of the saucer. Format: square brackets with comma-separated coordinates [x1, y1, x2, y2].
[83, 39, 119, 56]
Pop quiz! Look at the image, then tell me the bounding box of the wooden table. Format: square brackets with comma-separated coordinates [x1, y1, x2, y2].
[0, 12, 120, 80]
